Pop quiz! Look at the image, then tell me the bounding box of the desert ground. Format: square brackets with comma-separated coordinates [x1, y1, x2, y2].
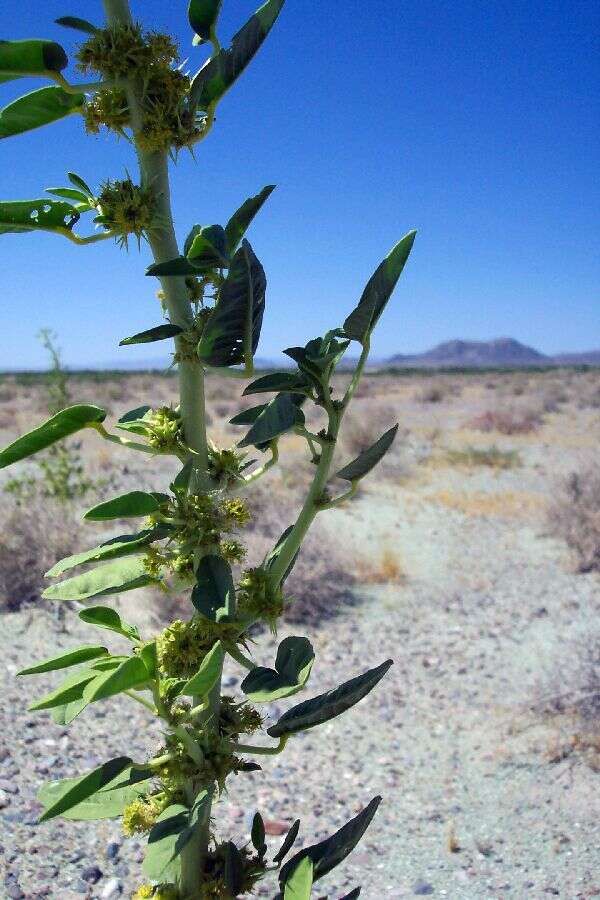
[0, 366, 599, 899]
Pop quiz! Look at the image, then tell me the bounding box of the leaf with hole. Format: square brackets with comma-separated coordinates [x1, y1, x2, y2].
[0, 86, 84, 139]
[78, 606, 140, 642]
[343, 231, 416, 343]
[55, 16, 100, 35]
[46, 527, 167, 578]
[336, 424, 398, 482]
[18, 646, 108, 676]
[84, 491, 161, 521]
[284, 856, 314, 900]
[186, 223, 230, 269]
[197, 240, 265, 368]
[225, 184, 275, 254]
[179, 640, 224, 696]
[280, 797, 381, 885]
[0, 39, 68, 76]
[37, 756, 132, 823]
[39, 765, 150, 821]
[241, 636, 314, 702]
[188, 0, 222, 42]
[267, 659, 393, 738]
[192, 555, 235, 621]
[238, 393, 304, 448]
[119, 324, 183, 346]
[0, 197, 79, 236]
[43, 556, 158, 602]
[0, 404, 105, 468]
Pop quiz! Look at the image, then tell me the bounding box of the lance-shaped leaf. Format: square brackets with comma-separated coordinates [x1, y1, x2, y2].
[189, 0, 285, 109]
[0, 404, 105, 468]
[18, 646, 108, 676]
[0, 197, 79, 236]
[192, 555, 235, 621]
[229, 403, 267, 426]
[0, 86, 84, 139]
[267, 659, 393, 738]
[179, 640, 224, 696]
[284, 333, 349, 383]
[143, 791, 210, 881]
[68, 171, 94, 198]
[343, 231, 416, 343]
[186, 223, 230, 269]
[197, 240, 266, 368]
[38, 756, 132, 823]
[78, 606, 140, 642]
[188, 0, 223, 42]
[39, 765, 150, 821]
[45, 185, 92, 205]
[116, 405, 153, 436]
[119, 324, 183, 346]
[225, 184, 275, 254]
[273, 818, 301, 865]
[280, 797, 381, 886]
[82, 655, 151, 704]
[55, 16, 100, 35]
[241, 636, 314, 702]
[264, 524, 299, 584]
[224, 842, 245, 896]
[336, 424, 399, 483]
[146, 256, 201, 277]
[0, 39, 68, 77]
[251, 812, 267, 858]
[43, 557, 157, 602]
[238, 393, 304, 448]
[46, 527, 167, 577]
[284, 856, 314, 900]
[84, 491, 161, 521]
[243, 372, 310, 396]
[29, 668, 99, 712]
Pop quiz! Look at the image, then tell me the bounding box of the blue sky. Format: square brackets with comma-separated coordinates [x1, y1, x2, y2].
[0, 0, 598, 369]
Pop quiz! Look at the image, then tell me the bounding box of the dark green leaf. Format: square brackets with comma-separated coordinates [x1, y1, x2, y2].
[146, 256, 202, 277]
[0, 39, 67, 76]
[171, 459, 194, 493]
[119, 324, 183, 346]
[78, 606, 140, 642]
[0, 197, 79, 236]
[38, 756, 131, 823]
[68, 171, 94, 198]
[39, 765, 150, 821]
[273, 819, 301, 865]
[251, 811, 267, 857]
[116, 405, 153, 435]
[241, 636, 314, 702]
[225, 184, 275, 254]
[224, 842, 245, 896]
[0, 404, 105, 469]
[43, 557, 157, 602]
[238, 393, 304, 448]
[189, 0, 285, 109]
[284, 856, 313, 900]
[343, 231, 416, 343]
[0, 86, 84, 139]
[280, 797, 381, 885]
[243, 372, 309, 396]
[229, 403, 267, 425]
[18, 646, 108, 676]
[264, 524, 299, 583]
[336, 424, 398, 482]
[186, 223, 230, 268]
[197, 240, 265, 368]
[188, 0, 222, 42]
[180, 640, 224, 696]
[267, 659, 393, 738]
[192, 555, 235, 621]
[55, 16, 100, 35]
[46, 527, 167, 577]
[84, 491, 161, 520]
[82, 655, 151, 704]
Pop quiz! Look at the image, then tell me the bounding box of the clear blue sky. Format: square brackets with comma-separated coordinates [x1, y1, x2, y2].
[0, 0, 598, 368]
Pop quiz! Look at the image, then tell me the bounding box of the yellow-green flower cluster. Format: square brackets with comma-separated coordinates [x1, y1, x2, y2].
[200, 843, 267, 898]
[144, 406, 184, 452]
[219, 696, 262, 738]
[133, 885, 179, 900]
[208, 445, 248, 487]
[122, 794, 166, 836]
[156, 618, 237, 679]
[77, 23, 178, 78]
[237, 567, 284, 625]
[84, 86, 129, 136]
[98, 178, 155, 246]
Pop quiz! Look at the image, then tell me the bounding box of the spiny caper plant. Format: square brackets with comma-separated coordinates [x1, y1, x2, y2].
[0, 4, 415, 899]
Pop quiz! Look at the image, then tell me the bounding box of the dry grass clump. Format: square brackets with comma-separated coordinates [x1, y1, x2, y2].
[446, 445, 520, 470]
[338, 400, 398, 457]
[416, 382, 446, 404]
[548, 468, 600, 573]
[356, 544, 404, 584]
[0, 500, 79, 611]
[468, 406, 542, 435]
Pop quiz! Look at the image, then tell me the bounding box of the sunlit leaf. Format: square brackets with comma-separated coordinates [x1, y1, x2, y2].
[84, 491, 162, 521]
[39, 765, 150, 821]
[38, 757, 132, 823]
[46, 527, 167, 577]
[0, 405, 105, 468]
[0, 86, 84, 139]
[43, 557, 157, 602]
[180, 640, 224, 696]
[284, 856, 313, 900]
[78, 605, 140, 642]
[18, 646, 108, 676]
[186, 223, 230, 268]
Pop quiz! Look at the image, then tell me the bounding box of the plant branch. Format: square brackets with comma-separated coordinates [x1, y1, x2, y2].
[225, 644, 256, 671]
[90, 422, 161, 455]
[124, 690, 156, 713]
[240, 441, 279, 487]
[225, 736, 288, 756]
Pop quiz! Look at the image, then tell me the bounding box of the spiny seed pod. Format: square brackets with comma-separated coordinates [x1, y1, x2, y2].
[98, 178, 155, 247]
[77, 23, 178, 78]
[83, 87, 129, 136]
[219, 696, 262, 737]
[208, 445, 248, 487]
[219, 538, 246, 564]
[237, 567, 284, 625]
[144, 406, 184, 452]
[156, 618, 237, 679]
[221, 497, 251, 527]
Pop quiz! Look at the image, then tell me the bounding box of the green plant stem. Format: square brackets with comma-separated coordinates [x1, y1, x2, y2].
[223, 736, 288, 756]
[123, 690, 156, 713]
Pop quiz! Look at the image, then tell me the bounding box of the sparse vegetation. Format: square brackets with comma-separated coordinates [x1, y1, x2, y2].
[446, 445, 520, 470]
[469, 406, 542, 435]
[548, 468, 600, 573]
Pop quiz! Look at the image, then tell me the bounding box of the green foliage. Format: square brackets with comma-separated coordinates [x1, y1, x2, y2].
[0, 39, 68, 76]
[43, 556, 159, 601]
[38, 757, 132, 822]
[78, 605, 141, 642]
[188, 0, 223, 43]
[39, 765, 151, 821]
[18, 646, 108, 675]
[0, 86, 84, 138]
[283, 856, 314, 899]
[336, 423, 399, 482]
[241, 637, 314, 701]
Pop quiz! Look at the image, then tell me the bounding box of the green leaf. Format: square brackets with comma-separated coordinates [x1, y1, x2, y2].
[284, 856, 314, 900]
[224, 842, 245, 895]
[46, 527, 166, 577]
[18, 646, 108, 676]
[0, 197, 79, 237]
[343, 231, 416, 343]
[238, 393, 304, 448]
[78, 606, 141, 642]
[0, 39, 67, 76]
[29, 668, 99, 712]
[55, 16, 100, 35]
[0, 86, 84, 139]
[225, 184, 275, 254]
[197, 240, 265, 368]
[186, 223, 230, 268]
[68, 171, 94, 198]
[180, 640, 224, 696]
[38, 757, 132, 823]
[0, 404, 105, 469]
[119, 324, 183, 346]
[336, 424, 398, 482]
[243, 372, 310, 396]
[188, 0, 223, 42]
[39, 765, 150, 821]
[45, 186, 91, 204]
[82, 655, 151, 704]
[267, 659, 393, 738]
[264, 524, 299, 584]
[280, 797, 381, 886]
[284, 333, 349, 383]
[146, 256, 202, 277]
[189, 0, 286, 109]
[273, 819, 301, 865]
[43, 557, 157, 602]
[143, 794, 210, 882]
[84, 491, 161, 521]
[241, 636, 314, 702]
[229, 403, 267, 425]
[115, 405, 153, 436]
[192, 555, 235, 621]
[251, 811, 267, 858]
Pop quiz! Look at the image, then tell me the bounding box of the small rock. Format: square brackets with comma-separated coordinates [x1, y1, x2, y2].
[101, 877, 123, 898]
[105, 842, 120, 860]
[222, 675, 238, 688]
[5, 885, 25, 900]
[0, 779, 18, 794]
[413, 881, 434, 896]
[0, 789, 9, 808]
[81, 865, 103, 884]
[264, 819, 288, 836]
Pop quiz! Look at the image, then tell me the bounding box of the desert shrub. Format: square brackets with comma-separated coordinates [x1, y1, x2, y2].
[446, 445, 520, 469]
[416, 382, 446, 403]
[548, 468, 600, 573]
[469, 406, 542, 435]
[340, 401, 398, 456]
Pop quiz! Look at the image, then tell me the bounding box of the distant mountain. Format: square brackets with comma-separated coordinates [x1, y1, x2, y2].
[386, 338, 600, 369]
